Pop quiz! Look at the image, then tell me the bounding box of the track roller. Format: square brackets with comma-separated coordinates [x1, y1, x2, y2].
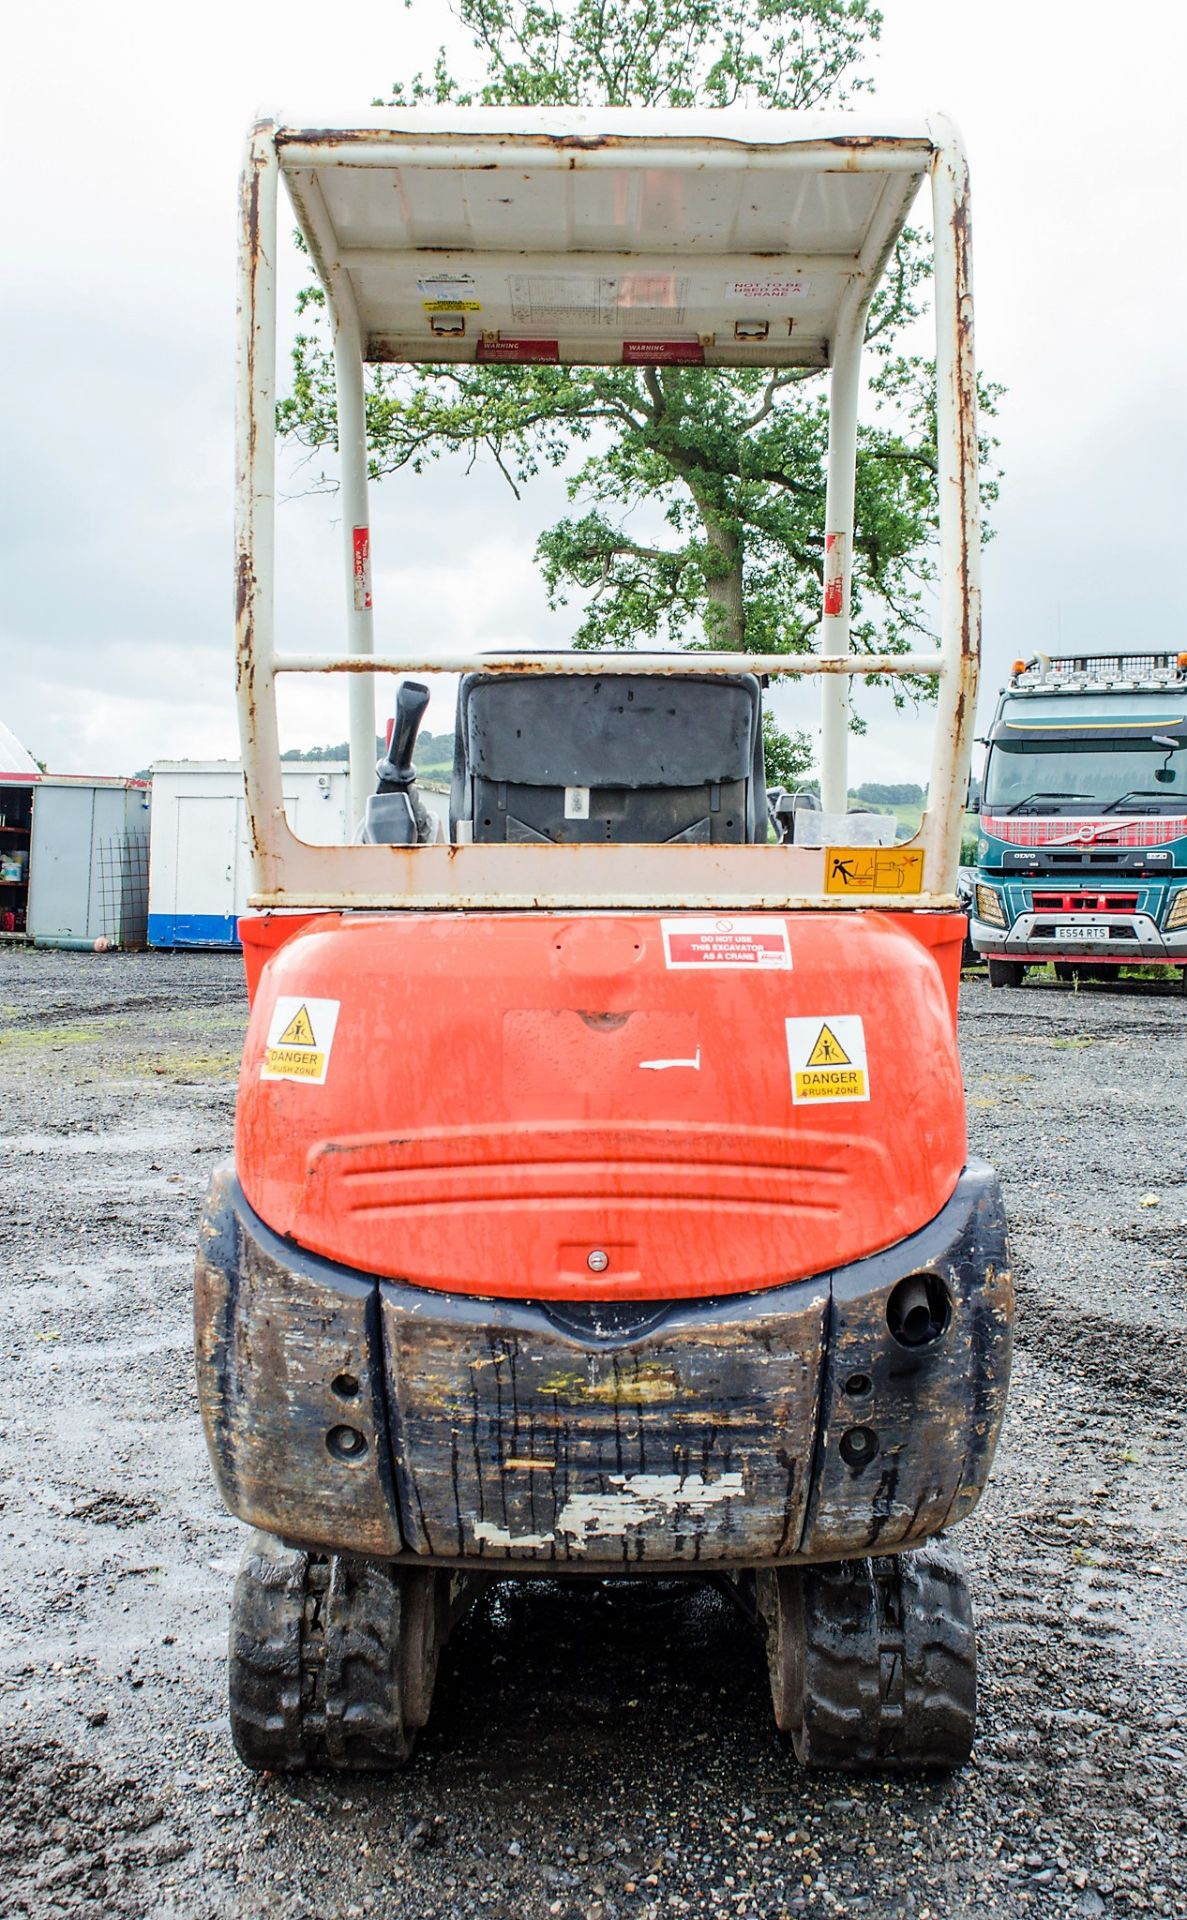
[757, 1544, 976, 1770]
[228, 1531, 459, 1771]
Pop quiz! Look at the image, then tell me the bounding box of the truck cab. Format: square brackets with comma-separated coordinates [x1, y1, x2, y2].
[971, 652, 1187, 986]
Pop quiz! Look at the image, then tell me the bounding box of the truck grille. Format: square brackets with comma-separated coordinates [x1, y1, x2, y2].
[985, 815, 1185, 848]
[1031, 892, 1138, 914]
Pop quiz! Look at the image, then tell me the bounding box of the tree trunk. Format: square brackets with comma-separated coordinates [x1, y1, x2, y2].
[692, 490, 745, 648]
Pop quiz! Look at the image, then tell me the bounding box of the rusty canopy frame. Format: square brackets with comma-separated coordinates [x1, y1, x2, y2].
[235, 109, 979, 912]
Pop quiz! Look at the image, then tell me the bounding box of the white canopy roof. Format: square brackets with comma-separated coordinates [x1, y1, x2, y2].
[276, 108, 934, 368]
[0, 719, 39, 781]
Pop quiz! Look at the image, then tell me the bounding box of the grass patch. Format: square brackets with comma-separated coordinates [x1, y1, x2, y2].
[130, 1051, 242, 1083]
[0, 1023, 111, 1051]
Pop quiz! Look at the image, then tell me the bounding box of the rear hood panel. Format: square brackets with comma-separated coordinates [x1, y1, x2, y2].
[236, 911, 965, 1300]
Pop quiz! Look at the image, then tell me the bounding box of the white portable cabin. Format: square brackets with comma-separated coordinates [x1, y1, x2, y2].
[236, 107, 980, 909]
[148, 761, 349, 947]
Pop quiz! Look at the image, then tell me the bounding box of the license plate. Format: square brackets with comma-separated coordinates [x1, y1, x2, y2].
[1053, 924, 1104, 942]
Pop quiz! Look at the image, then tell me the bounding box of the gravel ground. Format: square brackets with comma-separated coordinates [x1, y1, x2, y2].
[0, 950, 1184, 1920]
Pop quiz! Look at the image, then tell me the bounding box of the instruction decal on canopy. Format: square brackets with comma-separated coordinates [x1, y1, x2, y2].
[662, 917, 791, 970]
[724, 278, 812, 301]
[262, 996, 341, 1085]
[825, 847, 925, 894]
[417, 273, 477, 298]
[785, 1014, 869, 1104]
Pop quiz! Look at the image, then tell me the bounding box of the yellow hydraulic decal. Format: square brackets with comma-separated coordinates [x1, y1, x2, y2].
[824, 847, 925, 894]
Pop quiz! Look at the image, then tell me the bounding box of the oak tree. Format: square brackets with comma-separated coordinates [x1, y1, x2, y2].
[280, 0, 1000, 779]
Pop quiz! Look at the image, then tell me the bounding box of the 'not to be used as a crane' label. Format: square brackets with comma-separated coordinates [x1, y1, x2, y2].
[785, 1015, 869, 1104]
[261, 997, 341, 1085]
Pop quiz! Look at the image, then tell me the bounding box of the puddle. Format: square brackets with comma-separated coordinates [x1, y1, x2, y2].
[0, 1127, 182, 1157]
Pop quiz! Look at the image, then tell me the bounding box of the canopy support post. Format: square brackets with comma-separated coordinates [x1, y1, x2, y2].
[334, 324, 376, 833]
[234, 119, 284, 898]
[923, 119, 981, 888]
[818, 296, 868, 816]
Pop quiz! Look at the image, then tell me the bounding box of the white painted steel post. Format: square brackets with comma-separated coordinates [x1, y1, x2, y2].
[233, 120, 285, 899]
[333, 318, 377, 832]
[923, 119, 980, 892]
[818, 295, 867, 815]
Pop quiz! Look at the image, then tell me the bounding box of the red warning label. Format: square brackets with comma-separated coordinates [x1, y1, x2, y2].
[476, 337, 560, 363]
[661, 917, 791, 971]
[622, 340, 705, 366]
[823, 531, 845, 618]
[352, 526, 372, 612]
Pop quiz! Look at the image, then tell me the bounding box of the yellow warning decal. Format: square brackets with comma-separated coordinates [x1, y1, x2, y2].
[786, 1015, 869, 1106]
[261, 996, 341, 1087]
[795, 1063, 866, 1101]
[805, 1023, 850, 1069]
[276, 1004, 315, 1047]
[824, 847, 924, 894]
[263, 1045, 326, 1079]
[422, 299, 482, 312]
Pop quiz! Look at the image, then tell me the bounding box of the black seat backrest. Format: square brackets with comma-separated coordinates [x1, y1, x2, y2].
[450, 667, 766, 844]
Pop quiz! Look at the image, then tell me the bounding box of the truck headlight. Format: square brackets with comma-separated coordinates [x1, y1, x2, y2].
[1166, 889, 1187, 932]
[975, 884, 1007, 929]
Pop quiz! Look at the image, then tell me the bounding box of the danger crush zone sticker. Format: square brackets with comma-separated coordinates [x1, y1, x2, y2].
[661, 917, 791, 970]
[261, 997, 341, 1085]
[785, 1015, 870, 1105]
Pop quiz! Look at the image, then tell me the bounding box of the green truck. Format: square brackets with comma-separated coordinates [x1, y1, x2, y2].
[970, 652, 1187, 985]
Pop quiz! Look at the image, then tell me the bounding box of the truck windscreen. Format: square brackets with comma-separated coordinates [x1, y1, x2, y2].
[984, 739, 1187, 813]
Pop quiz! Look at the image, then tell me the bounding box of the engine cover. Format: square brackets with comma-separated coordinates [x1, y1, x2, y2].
[235, 910, 965, 1302]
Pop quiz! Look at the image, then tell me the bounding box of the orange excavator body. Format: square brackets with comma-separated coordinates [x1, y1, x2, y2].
[236, 909, 965, 1303]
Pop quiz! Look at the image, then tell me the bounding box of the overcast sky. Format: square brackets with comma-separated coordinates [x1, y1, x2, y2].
[3, 0, 1184, 783]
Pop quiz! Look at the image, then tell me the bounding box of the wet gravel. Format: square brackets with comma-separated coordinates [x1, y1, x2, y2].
[0, 950, 1184, 1919]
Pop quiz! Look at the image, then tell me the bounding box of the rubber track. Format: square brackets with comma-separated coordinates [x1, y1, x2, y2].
[796, 1545, 976, 1770]
[228, 1533, 416, 1771]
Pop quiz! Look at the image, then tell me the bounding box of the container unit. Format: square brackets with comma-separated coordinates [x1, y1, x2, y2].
[0, 781, 36, 938]
[26, 777, 151, 950]
[148, 761, 350, 948]
[0, 722, 40, 939]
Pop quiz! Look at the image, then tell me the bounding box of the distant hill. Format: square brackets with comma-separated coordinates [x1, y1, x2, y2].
[281, 732, 455, 772]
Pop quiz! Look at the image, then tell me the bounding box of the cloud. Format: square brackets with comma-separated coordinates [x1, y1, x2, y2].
[3, 0, 1184, 789]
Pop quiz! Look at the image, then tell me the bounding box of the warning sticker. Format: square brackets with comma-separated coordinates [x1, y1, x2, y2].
[351, 526, 372, 612]
[724, 277, 812, 301]
[261, 996, 341, 1085]
[422, 299, 482, 312]
[824, 848, 925, 894]
[622, 340, 704, 366]
[417, 274, 477, 297]
[786, 1015, 869, 1105]
[823, 530, 845, 617]
[661, 917, 791, 971]
[476, 336, 560, 363]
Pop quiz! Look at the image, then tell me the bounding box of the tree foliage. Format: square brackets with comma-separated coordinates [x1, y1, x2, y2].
[385, 0, 882, 112]
[852, 780, 924, 806]
[279, 0, 1002, 784]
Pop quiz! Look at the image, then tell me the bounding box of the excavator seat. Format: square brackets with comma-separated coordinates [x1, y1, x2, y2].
[449, 666, 766, 844]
